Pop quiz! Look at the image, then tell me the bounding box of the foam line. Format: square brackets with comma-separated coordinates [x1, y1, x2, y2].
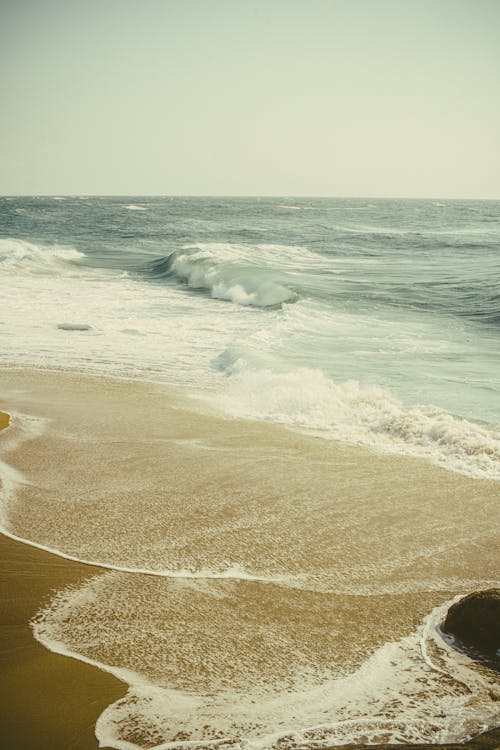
[0, 411, 287, 584]
[0, 521, 289, 584]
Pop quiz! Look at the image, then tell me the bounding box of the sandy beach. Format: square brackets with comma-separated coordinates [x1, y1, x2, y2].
[0, 532, 125, 750]
[0, 371, 498, 749]
[2, 0, 500, 744]
[1, 405, 124, 749]
[1, 523, 498, 750]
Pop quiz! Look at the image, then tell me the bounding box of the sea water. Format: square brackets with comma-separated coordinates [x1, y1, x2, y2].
[0, 197, 499, 748]
[1, 196, 500, 478]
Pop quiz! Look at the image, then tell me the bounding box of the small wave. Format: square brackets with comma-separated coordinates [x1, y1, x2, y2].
[125, 204, 148, 211]
[214, 361, 500, 479]
[149, 247, 298, 308]
[0, 238, 84, 276]
[276, 205, 321, 211]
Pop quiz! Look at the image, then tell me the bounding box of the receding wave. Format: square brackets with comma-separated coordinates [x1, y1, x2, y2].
[148, 246, 298, 308]
[214, 357, 500, 480]
[32, 585, 500, 750]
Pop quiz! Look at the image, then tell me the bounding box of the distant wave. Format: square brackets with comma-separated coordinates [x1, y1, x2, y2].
[148, 245, 299, 308]
[0, 238, 84, 276]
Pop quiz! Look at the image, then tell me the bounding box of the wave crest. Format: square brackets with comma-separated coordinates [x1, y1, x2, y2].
[0, 238, 84, 276]
[149, 246, 298, 308]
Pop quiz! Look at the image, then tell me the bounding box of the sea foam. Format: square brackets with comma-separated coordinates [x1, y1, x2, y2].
[31, 581, 500, 750]
[0, 238, 84, 275]
[214, 360, 500, 479]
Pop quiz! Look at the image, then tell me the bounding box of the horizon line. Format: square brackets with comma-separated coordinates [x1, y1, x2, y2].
[1, 193, 499, 201]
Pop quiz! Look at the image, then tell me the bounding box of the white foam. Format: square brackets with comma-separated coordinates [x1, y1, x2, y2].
[0, 412, 47, 528]
[31, 586, 500, 750]
[125, 205, 148, 211]
[213, 364, 500, 479]
[275, 205, 321, 211]
[167, 248, 298, 308]
[0, 237, 84, 276]
[0, 424, 287, 582]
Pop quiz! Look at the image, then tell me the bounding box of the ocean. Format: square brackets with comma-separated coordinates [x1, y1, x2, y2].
[0, 196, 499, 749]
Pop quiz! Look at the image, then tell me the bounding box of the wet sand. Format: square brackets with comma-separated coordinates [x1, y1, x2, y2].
[0, 410, 124, 749]
[0, 530, 125, 750]
[0, 376, 498, 750]
[1, 528, 499, 750]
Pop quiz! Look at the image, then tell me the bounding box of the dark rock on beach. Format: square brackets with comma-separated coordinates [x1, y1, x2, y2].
[442, 589, 500, 662]
[328, 592, 500, 750]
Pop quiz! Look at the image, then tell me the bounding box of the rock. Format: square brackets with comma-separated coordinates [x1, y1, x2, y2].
[442, 589, 500, 661]
[57, 322, 92, 331]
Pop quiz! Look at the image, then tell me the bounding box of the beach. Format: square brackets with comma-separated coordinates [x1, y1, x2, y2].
[1, 368, 498, 749]
[1, 194, 499, 748]
[0, 531, 124, 750]
[0, 531, 498, 750]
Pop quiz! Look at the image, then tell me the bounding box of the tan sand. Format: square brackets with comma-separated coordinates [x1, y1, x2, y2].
[0, 371, 498, 750]
[0, 410, 125, 750]
[1, 520, 498, 750]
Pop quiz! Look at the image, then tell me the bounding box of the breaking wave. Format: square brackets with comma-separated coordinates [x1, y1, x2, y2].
[0, 238, 84, 275]
[214, 356, 500, 480]
[148, 245, 299, 308]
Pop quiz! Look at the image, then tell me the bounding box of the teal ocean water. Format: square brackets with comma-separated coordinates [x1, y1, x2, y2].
[1, 196, 499, 478]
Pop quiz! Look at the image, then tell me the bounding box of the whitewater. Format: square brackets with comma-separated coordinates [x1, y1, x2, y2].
[0, 196, 499, 748]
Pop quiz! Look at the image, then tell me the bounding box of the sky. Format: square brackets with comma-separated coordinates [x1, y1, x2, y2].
[1, 0, 499, 197]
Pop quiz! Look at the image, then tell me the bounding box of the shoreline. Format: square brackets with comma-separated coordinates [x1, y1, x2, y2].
[0, 532, 126, 750]
[1, 374, 499, 749]
[1, 528, 499, 750]
[0, 405, 125, 749]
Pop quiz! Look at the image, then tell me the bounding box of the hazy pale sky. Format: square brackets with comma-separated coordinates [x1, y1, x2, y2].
[1, 0, 499, 197]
